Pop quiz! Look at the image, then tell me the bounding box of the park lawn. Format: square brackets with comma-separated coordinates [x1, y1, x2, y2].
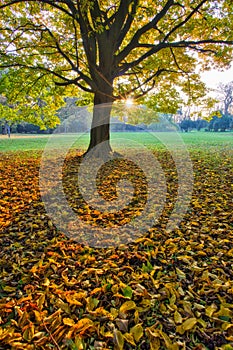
[0, 131, 233, 153]
[0, 132, 233, 349]
[0, 133, 89, 153]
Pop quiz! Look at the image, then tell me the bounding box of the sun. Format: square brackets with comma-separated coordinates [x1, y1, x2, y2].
[125, 98, 133, 106]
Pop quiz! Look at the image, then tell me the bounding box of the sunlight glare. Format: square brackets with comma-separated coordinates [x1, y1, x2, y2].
[125, 98, 133, 106]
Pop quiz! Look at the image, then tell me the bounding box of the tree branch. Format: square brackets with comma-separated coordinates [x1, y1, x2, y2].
[0, 0, 73, 17]
[115, 0, 139, 51]
[163, 0, 208, 42]
[109, 0, 134, 42]
[89, 0, 102, 24]
[45, 26, 76, 70]
[0, 61, 94, 90]
[170, 48, 189, 74]
[118, 39, 233, 75]
[72, 18, 79, 68]
[115, 68, 176, 100]
[133, 83, 156, 100]
[115, 0, 174, 64]
[75, 0, 97, 71]
[55, 79, 93, 93]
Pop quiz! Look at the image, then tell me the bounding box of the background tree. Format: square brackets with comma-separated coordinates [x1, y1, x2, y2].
[179, 119, 195, 132]
[217, 81, 233, 116]
[0, 0, 233, 154]
[208, 114, 232, 131]
[195, 118, 209, 131]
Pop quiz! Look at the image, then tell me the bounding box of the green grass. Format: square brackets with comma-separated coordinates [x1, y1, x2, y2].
[178, 130, 233, 148]
[0, 131, 232, 153]
[0, 133, 89, 153]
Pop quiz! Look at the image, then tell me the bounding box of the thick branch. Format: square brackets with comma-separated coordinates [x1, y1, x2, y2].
[115, 0, 174, 64]
[75, 1, 97, 72]
[118, 39, 233, 75]
[115, 0, 139, 51]
[72, 18, 79, 67]
[89, 0, 102, 24]
[55, 79, 93, 93]
[108, 0, 133, 44]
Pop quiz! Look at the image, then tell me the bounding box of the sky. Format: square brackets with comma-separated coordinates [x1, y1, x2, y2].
[201, 66, 233, 90]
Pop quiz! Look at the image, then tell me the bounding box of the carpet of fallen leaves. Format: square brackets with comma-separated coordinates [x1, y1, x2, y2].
[0, 148, 233, 350]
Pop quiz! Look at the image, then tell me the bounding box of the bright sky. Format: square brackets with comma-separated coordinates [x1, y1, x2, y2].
[201, 66, 233, 89]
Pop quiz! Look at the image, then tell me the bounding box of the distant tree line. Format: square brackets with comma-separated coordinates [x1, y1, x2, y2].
[1, 120, 54, 134]
[1, 86, 233, 134]
[16, 123, 54, 134]
[1, 114, 233, 135]
[179, 115, 233, 132]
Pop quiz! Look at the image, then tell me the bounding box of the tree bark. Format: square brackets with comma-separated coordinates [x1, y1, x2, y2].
[85, 86, 114, 158]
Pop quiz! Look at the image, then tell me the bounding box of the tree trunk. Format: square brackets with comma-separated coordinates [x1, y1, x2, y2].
[85, 87, 114, 158]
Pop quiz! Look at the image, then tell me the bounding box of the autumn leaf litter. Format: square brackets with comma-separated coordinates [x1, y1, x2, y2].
[0, 149, 233, 350]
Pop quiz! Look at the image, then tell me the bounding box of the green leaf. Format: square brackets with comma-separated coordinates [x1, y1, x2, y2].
[122, 286, 133, 299]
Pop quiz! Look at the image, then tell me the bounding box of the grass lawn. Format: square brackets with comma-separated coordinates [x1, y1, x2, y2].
[0, 131, 233, 349]
[0, 131, 232, 153]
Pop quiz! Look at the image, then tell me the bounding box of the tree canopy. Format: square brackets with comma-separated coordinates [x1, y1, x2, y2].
[0, 0, 233, 130]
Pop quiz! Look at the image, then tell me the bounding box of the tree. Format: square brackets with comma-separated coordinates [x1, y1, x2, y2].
[179, 119, 195, 132]
[208, 114, 232, 131]
[195, 119, 209, 131]
[0, 0, 233, 155]
[217, 81, 233, 116]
